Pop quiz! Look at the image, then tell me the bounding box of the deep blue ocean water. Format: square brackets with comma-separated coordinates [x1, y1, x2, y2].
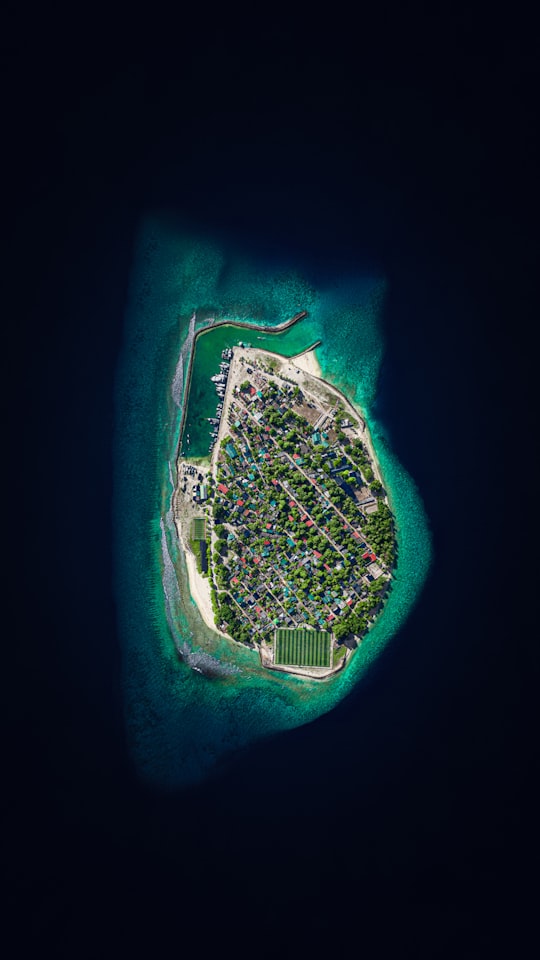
[114, 218, 432, 786]
[9, 25, 537, 954]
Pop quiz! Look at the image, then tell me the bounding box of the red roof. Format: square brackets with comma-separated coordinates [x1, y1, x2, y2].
[292, 453, 300, 459]
[254, 556, 261, 564]
[327, 613, 335, 622]
[346, 598, 353, 605]
[288, 515, 294, 522]
[265, 426, 271, 432]
[266, 522, 272, 529]
[237, 499, 244, 506]
[313, 550, 322, 558]
[324, 563, 331, 571]
[272, 478, 278, 485]
[289, 500, 295, 507]
[370, 552, 376, 561]
[249, 386, 256, 396]
[362, 550, 370, 558]
[254, 605, 263, 615]
[264, 539, 271, 546]
[231, 577, 239, 585]
[306, 520, 314, 528]
[217, 483, 228, 494]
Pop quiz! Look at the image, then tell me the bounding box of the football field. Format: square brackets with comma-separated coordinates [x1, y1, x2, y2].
[274, 628, 332, 667]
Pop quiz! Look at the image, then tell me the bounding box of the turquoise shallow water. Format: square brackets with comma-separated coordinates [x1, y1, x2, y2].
[114, 216, 432, 787]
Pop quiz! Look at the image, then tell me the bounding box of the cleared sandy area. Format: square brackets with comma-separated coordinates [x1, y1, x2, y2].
[183, 548, 216, 632]
[291, 347, 322, 378]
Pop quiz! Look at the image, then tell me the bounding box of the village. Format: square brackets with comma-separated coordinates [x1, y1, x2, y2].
[174, 344, 395, 678]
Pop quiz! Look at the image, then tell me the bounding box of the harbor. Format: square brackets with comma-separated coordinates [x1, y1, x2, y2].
[178, 312, 315, 460]
[207, 348, 233, 454]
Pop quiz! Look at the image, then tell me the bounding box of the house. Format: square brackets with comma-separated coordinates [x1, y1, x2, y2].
[217, 483, 229, 495]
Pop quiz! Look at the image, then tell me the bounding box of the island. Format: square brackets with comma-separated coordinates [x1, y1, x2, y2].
[173, 328, 395, 679]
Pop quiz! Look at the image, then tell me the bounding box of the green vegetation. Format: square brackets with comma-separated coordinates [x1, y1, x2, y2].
[333, 644, 347, 663]
[364, 501, 395, 564]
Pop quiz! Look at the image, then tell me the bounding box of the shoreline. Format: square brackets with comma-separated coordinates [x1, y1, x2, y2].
[176, 520, 232, 640]
[294, 348, 384, 488]
[267, 344, 384, 487]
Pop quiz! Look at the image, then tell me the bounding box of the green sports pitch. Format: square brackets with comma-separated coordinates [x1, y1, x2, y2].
[191, 518, 207, 540]
[274, 628, 332, 667]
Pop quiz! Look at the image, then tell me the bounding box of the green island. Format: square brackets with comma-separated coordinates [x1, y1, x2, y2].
[174, 333, 396, 679]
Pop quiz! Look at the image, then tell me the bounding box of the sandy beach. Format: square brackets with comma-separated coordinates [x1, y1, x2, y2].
[176, 521, 231, 639]
[291, 347, 323, 378]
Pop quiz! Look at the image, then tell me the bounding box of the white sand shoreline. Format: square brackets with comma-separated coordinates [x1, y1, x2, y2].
[177, 523, 231, 639]
[292, 347, 323, 378]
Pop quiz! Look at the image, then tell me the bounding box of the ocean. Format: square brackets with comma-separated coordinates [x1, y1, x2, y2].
[8, 24, 537, 955]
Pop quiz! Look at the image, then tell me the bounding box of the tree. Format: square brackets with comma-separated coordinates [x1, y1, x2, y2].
[333, 619, 350, 641]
